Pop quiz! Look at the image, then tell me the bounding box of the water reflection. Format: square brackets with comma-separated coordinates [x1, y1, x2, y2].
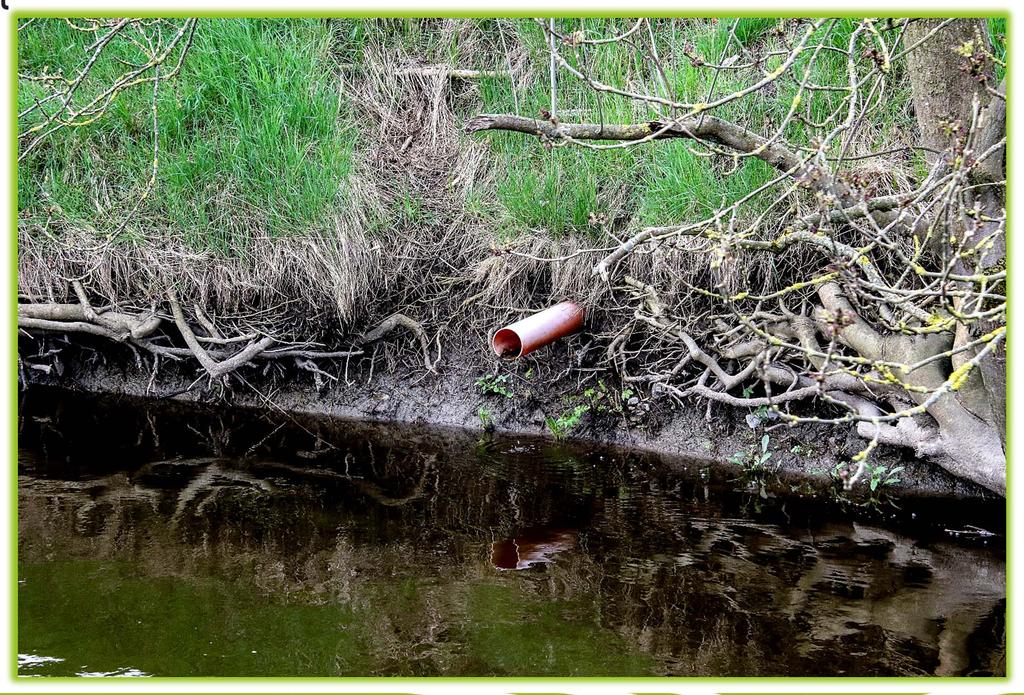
[17, 388, 1006, 677]
[491, 528, 577, 570]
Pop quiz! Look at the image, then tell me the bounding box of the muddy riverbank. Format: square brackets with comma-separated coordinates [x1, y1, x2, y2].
[19, 335, 1000, 503]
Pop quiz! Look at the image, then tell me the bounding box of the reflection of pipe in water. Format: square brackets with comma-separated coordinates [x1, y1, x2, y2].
[491, 302, 585, 359]
[490, 528, 577, 570]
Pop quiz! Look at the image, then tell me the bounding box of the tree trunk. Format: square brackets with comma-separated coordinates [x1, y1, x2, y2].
[904, 19, 994, 160]
[904, 19, 1006, 465]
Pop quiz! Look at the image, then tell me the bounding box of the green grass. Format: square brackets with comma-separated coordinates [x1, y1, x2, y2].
[989, 17, 1007, 82]
[731, 17, 777, 46]
[638, 143, 775, 226]
[18, 18, 355, 254]
[17, 18, 940, 249]
[473, 18, 916, 237]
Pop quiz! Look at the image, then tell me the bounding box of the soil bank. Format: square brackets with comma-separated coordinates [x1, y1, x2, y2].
[19, 336, 999, 506]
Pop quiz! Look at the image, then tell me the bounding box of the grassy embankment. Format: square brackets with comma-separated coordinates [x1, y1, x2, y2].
[18, 19, 353, 252]
[18, 18, 916, 245]
[19, 18, 993, 340]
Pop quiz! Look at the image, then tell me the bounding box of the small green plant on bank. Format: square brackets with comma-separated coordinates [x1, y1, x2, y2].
[868, 464, 904, 493]
[789, 481, 816, 496]
[475, 373, 513, 398]
[477, 406, 493, 430]
[545, 404, 590, 440]
[584, 379, 632, 415]
[829, 461, 905, 507]
[543, 379, 629, 440]
[742, 394, 779, 429]
[583, 380, 612, 412]
[728, 434, 775, 473]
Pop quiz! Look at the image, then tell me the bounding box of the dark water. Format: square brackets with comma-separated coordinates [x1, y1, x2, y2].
[17, 387, 1005, 677]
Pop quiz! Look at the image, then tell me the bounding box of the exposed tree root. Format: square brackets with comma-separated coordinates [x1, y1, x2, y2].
[17, 275, 447, 391]
[166, 288, 277, 379]
[357, 312, 438, 373]
[605, 269, 1005, 496]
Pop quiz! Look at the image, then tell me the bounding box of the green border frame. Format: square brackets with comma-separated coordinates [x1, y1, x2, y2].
[7, 6, 1012, 689]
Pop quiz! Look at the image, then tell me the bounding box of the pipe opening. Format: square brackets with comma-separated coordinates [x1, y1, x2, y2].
[492, 328, 523, 358]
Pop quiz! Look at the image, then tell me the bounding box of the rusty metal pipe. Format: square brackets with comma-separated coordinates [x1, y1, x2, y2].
[491, 301, 585, 359]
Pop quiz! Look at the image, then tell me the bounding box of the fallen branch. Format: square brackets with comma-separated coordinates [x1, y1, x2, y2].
[466, 113, 800, 170]
[466, 113, 892, 283]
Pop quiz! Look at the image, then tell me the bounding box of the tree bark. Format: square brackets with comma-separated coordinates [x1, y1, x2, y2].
[905, 19, 1006, 458]
[904, 19, 994, 161]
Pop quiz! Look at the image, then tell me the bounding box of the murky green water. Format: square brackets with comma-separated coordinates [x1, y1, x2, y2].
[17, 387, 1005, 677]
